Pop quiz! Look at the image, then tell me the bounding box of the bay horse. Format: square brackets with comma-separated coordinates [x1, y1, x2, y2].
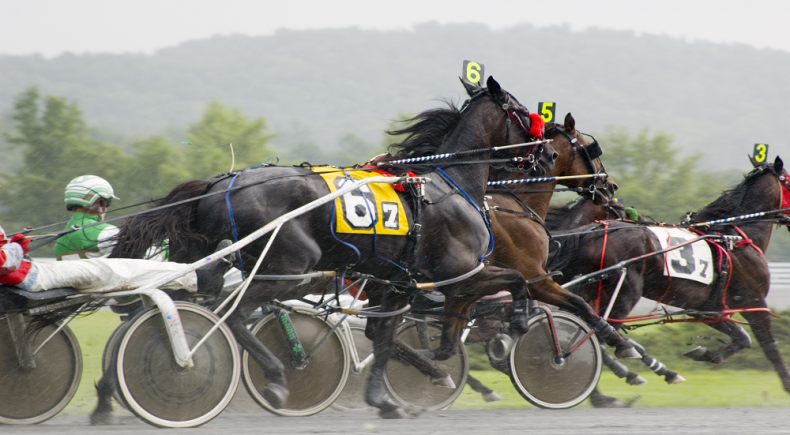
[97, 76, 557, 420]
[550, 156, 790, 397]
[545, 198, 685, 407]
[483, 111, 639, 359]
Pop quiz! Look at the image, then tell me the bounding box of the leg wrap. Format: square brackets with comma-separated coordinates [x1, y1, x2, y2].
[592, 318, 615, 340]
[601, 346, 630, 378]
[730, 324, 752, 349]
[509, 299, 529, 334]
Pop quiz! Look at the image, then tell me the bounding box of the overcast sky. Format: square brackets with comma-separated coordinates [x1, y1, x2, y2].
[2, 0, 789, 57]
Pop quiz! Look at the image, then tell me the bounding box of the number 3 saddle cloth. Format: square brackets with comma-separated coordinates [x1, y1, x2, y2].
[646, 227, 714, 285]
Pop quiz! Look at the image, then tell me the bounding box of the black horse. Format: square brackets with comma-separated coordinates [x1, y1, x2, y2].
[95, 76, 557, 420]
[549, 156, 790, 399]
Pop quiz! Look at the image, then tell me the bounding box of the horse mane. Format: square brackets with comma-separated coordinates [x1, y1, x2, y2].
[543, 122, 564, 139]
[691, 165, 770, 223]
[386, 100, 463, 158]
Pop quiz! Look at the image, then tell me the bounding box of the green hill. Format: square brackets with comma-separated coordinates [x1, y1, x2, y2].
[1, 23, 788, 170]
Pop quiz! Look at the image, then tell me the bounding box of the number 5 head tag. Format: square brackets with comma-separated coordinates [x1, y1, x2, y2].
[537, 102, 556, 123]
[462, 60, 484, 85]
[753, 143, 769, 164]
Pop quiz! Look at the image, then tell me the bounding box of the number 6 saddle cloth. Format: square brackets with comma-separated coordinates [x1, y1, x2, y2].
[312, 166, 409, 236]
[646, 227, 714, 285]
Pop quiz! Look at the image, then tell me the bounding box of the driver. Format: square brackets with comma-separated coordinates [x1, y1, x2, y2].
[1, 223, 231, 295]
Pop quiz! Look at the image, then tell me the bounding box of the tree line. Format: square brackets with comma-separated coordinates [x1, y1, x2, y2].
[3, 86, 789, 260]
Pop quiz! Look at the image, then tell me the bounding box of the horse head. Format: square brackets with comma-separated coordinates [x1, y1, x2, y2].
[467, 76, 558, 179]
[545, 112, 616, 205]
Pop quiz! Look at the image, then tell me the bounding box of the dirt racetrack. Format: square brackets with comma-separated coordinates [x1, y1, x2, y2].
[4, 407, 789, 435]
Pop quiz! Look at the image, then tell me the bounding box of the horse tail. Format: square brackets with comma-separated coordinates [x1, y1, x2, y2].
[110, 179, 212, 259]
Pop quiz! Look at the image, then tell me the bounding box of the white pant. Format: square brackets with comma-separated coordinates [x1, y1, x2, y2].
[27, 258, 198, 293]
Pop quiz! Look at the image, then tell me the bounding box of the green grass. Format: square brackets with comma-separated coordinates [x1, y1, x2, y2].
[60, 311, 790, 416]
[451, 370, 790, 409]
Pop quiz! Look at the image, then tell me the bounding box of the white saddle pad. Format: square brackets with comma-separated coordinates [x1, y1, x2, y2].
[646, 227, 714, 285]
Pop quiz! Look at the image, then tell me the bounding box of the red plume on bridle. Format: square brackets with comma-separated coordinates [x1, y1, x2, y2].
[529, 113, 545, 139]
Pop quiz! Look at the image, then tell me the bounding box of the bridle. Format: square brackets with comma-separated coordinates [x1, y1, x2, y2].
[546, 127, 612, 203]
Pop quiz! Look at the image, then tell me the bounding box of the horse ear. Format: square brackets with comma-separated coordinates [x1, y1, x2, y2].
[459, 77, 480, 97]
[775, 156, 784, 173]
[486, 76, 502, 98]
[749, 154, 759, 168]
[563, 113, 575, 132]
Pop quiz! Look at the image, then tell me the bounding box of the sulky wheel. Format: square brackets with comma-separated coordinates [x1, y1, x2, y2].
[242, 307, 350, 416]
[331, 324, 374, 411]
[115, 302, 240, 428]
[383, 321, 468, 411]
[0, 314, 82, 425]
[508, 310, 602, 409]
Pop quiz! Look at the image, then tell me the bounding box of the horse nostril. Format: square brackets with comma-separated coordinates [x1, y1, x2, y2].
[611, 183, 619, 192]
[552, 152, 559, 161]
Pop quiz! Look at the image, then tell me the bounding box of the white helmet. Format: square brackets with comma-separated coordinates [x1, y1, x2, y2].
[64, 175, 119, 208]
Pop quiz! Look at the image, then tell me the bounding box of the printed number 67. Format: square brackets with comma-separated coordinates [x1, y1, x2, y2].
[466, 62, 482, 84]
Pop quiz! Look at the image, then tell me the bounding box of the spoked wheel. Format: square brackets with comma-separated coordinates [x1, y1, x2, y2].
[332, 324, 374, 411]
[101, 321, 128, 409]
[508, 311, 602, 409]
[383, 321, 468, 411]
[0, 314, 82, 425]
[242, 307, 350, 416]
[115, 302, 240, 428]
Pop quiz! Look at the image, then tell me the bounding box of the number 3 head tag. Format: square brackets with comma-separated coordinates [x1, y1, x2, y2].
[462, 60, 485, 86]
[753, 143, 769, 164]
[537, 102, 556, 123]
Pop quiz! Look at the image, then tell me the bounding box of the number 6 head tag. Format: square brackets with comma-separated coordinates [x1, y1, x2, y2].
[462, 60, 484, 86]
[753, 143, 769, 164]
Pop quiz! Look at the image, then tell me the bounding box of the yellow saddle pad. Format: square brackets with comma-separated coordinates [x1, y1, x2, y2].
[312, 166, 409, 236]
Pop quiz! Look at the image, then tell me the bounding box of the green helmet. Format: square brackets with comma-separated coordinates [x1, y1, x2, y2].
[64, 175, 119, 207]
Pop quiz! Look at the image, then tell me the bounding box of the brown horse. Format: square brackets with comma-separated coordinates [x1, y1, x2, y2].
[484, 111, 639, 359]
[545, 198, 684, 407]
[550, 156, 790, 396]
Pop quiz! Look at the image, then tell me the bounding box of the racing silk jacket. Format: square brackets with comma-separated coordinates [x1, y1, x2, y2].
[54, 213, 119, 260]
[0, 224, 36, 286]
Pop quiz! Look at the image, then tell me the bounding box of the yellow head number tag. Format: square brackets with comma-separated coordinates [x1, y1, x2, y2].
[462, 60, 484, 85]
[538, 102, 556, 123]
[753, 143, 769, 163]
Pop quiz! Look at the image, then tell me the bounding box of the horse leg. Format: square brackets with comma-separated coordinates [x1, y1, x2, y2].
[600, 345, 647, 386]
[589, 386, 639, 408]
[465, 374, 502, 402]
[363, 312, 453, 388]
[682, 319, 752, 364]
[741, 310, 790, 394]
[364, 291, 412, 419]
[527, 278, 639, 359]
[226, 312, 289, 408]
[627, 338, 685, 384]
[89, 371, 116, 425]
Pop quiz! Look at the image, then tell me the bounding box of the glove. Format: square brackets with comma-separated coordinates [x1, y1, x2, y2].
[10, 234, 31, 254]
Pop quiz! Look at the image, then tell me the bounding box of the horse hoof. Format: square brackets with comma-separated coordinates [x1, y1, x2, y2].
[590, 396, 626, 408]
[615, 346, 640, 359]
[262, 383, 289, 409]
[431, 374, 456, 389]
[682, 346, 708, 361]
[482, 391, 502, 402]
[379, 402, 409, 419]
[666, 374, 686, 384]
[89, 411, 115, 426]
[626, 373, 647, 386]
